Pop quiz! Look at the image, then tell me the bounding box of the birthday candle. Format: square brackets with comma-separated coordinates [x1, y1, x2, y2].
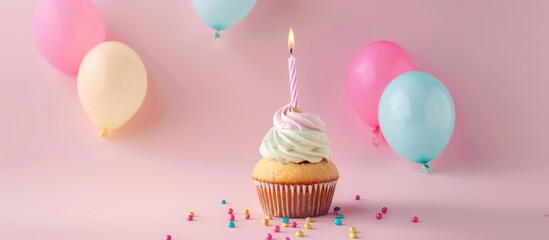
[288, 28, 299, 110]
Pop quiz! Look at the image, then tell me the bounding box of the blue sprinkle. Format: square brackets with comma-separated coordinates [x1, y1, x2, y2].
[282, 217, 290, 223]
[337, 213, 344, 219]
[334, 218, 342, 225]
[334, 206, 341, 211]
[221, 199, 227, 204]
[228, 221, 235, 228]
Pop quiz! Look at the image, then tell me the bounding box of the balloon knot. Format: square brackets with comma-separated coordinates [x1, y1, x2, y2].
[214, 31, 221, 39]
[421, 164, 431, 174]
[371, 126, 382, 147]
[373, 126, 380, 135]
[101, 129, 109, 138]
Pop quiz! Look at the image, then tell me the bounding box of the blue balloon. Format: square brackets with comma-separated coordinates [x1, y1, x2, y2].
[378, 71, 455, 172]
[191, 0, 257, 39]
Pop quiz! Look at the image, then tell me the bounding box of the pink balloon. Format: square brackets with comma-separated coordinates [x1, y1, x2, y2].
[346, 40, 415, 128]
[32, 0, 106, 76]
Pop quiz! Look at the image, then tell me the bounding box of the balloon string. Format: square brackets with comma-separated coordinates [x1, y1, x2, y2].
[371, 126, 382, 147]
[214, 31, 221, 39]
[421, 164, 431, 174]
[101, 129, 109, 138]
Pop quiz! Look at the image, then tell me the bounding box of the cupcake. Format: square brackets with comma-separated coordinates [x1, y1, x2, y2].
[252, 104, 339, 218]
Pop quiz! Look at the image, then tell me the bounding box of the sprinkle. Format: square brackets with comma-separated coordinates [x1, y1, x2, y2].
[273, 225, 281, 232]
[228, 221, 235, 228]
[290, 222, 297, 228]
[229, 214, 235, 221]
[411, 216, 419, 223]
[304, 223, 312, 229]
[187, 215, 193, 221]
[350, 232, 358, 239]
[337, 213, 345, 219]
[265, 233, 272, 240]
[262, 219, 270, 226]
[265, 215, 272, 220]
[334, 206, 341, 211]
[333, 210, 340, 215]
[334, 218, 342, 225]
[187, 211, 195, 217]
[355, 195, 360, 200]
[349, 227, 357, 233]
[305, 217, 312, 223]
[381, 207, 388, 214]
[282, 217, 290, 223]
[376, 213, 383, 220]
[165, 235, 172, 240]
[228, 208, 233, 214]
[295, 230, 304, 237]
[244, 214, 250, 220]
[282, 223, 290, 227]
[220, 199, 226, 204]
[284, 237, 290, 240]
[243, 209, 249, 214]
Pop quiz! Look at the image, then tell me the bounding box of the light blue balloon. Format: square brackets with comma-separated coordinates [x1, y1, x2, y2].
[379, 71, 455, 171]
[191, 0, 257, 39]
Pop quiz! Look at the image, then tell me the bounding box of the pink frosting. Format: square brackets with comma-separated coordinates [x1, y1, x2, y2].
[273, 104, 327, 132]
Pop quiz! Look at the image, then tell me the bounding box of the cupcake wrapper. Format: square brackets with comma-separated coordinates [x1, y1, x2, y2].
[254, 180, 337, 218]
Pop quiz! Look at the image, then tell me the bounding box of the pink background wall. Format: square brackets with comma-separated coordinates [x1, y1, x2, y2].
[1, 0, 548, 239]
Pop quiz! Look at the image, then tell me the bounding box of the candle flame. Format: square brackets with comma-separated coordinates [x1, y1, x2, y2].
[288, 28, 294, 52]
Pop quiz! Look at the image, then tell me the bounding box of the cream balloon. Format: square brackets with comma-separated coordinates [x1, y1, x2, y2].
[77, 41, 147, 137]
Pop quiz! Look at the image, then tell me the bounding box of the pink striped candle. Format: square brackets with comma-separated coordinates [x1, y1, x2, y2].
[288, 28, 299, 110]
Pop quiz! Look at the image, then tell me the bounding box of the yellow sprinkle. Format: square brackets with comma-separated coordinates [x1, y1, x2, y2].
[187, 211, 195, 217]
[305, 217, 312, 223]
[262, 219, 270, 226]
[295, 230, 304, 237]
[282, 223, 289, 227]
[349, 227, 357, 233]
[265, 215, 272, 220]
[243, 209, 249, 214]
[304, 223, 312, 229]
[350, 232, 358, 239]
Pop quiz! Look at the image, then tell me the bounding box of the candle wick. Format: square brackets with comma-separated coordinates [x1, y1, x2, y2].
[290, 48, 293, 55]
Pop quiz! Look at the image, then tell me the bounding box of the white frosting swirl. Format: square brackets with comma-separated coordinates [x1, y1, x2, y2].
[260, 104, 332, 163]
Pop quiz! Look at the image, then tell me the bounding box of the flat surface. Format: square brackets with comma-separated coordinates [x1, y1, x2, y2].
[1, 0, 549, 239]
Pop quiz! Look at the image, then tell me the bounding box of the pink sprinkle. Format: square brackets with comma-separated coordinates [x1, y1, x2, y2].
[228, 208, 233, 214]
[229, 214, 235, 221]
[290, 221, 297, 228]
[245, 214, 250, 220]
[355, 195, 360, 200]
[266, 233, 272, 240]
[187, 215, 193, 221]
[165, 235, 172, 240]
[381, 207, 388, 214]
[412, 216, 419, 223]
[376, 213, 383, 220]
[273, 225, 280, 232]
[333, 210, 340, 215]
[284, 237, 290, 240]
